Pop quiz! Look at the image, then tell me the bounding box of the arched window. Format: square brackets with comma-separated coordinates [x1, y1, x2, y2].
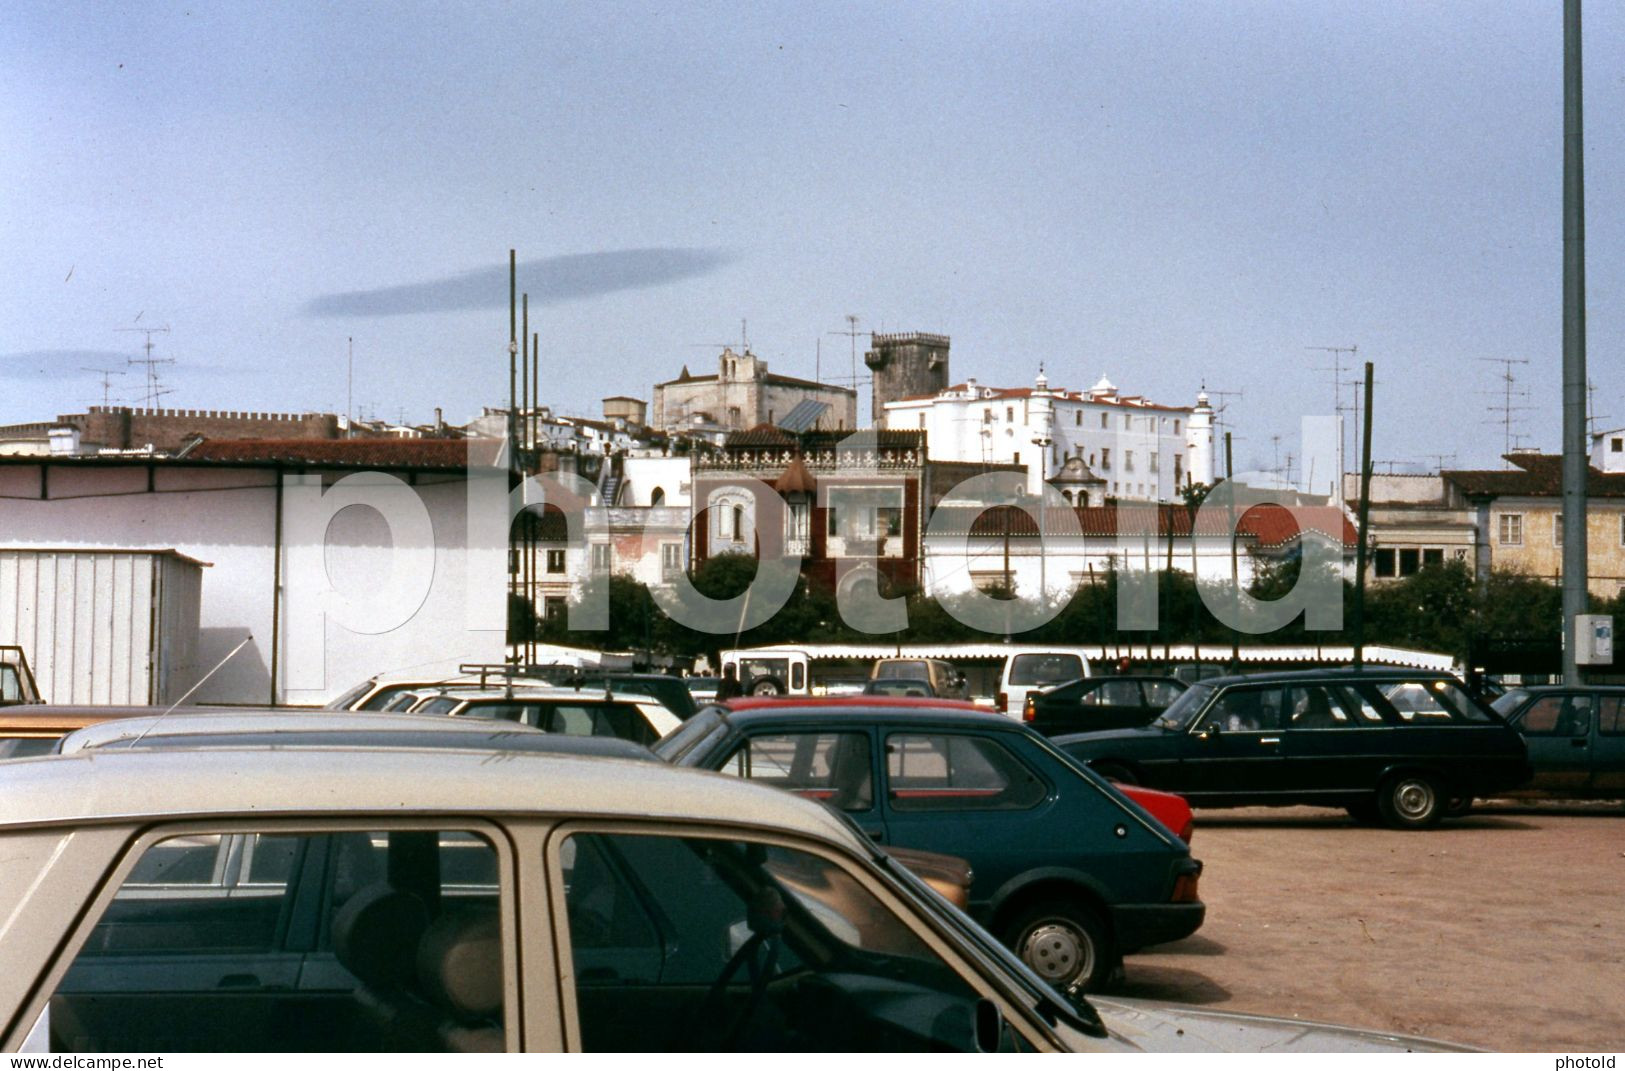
[732, 505, 745, 541]
[650, 486, 665, 507]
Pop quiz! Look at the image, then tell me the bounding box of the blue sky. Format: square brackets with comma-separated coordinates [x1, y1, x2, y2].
[3, 1, 1621, 472]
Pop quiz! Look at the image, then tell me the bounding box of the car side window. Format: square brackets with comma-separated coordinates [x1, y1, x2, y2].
[884, 733, 1047, 812]
[1285, 685, 1369, 729]
[1599, 696, 1625, 736]
[1143, 680, 1184, 706]
[555, 831, 1009, 1053]
[532, 702, 654, 744]
[1, 736, 66, 759]
[1381, 679, 1496, 724]
[49, 827, 507, 1053]
[1196, 687, 1282, 732]
[720, 732, 873, 811]
[1521, 695, 1591, 736]
[1084, 680, 1143, 707]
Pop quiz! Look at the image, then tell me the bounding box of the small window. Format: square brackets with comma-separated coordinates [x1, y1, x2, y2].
[721, 732, 872, 810]
[1196, 687, 1284, 732]
[590, 543, 611, 573]
[1612, 437, 1623, 453]
[1599, 696, 1625, 735]
[52, 828, 503, 1051]
[1554, 514, 1563, 547]
[555, 833, 992, 1052]
[1499, 513, 1524, 546]
[1519, 694, 1592, 737]
[1422, 548, 1444, 567]
[650, 487, 665, 507]
[1123, 413, 1132, 429]
[544, 595, 567, 620]
[1124, 450, 1134, 472]
[1174, 419, 1181, 434]
[1101, 448, 1111, 470]
[1075, 410, 1082, 426]
[1374, 548, 1396, 578]
[1149, 451, 1159, 473]
[1005, 406, 1014, 422]
[546, 548, 566, 573]
[1398, 548, 1421, 576]
[661, 543, 683, 582]
[885, 733, 1047, 812]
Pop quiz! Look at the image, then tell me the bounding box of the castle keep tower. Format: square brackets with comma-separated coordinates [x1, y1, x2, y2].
[865, 332, 950, 425]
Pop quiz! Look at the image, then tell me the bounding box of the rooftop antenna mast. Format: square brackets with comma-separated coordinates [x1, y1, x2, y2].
[116, 324, 173, 407]
[1476, 357, 1532, 464]
[825, 314, 870, 388]
[1308, 344, 1358, 481]
[1586, 378, 1609, 438]
[80, 366, 127, 408]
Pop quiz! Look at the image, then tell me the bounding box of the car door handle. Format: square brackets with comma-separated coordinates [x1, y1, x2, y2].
[216, 974, 261, 989]
[1259, 737, 1281, 746]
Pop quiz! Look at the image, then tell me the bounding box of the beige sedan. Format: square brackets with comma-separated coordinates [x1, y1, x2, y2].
[0, 747, 1466, 1053]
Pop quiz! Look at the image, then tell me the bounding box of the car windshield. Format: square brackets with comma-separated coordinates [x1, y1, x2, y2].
[652, 707, 727, 762]
[1491, 688, 1530, 717]
[1009, 654, 1084, 686]
[1153, 682, 1216, 730]
[323, 680, 376, 711]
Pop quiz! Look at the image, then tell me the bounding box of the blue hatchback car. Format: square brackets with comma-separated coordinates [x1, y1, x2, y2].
[655, 698, 1205, 993]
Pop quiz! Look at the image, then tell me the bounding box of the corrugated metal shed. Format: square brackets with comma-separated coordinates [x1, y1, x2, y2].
[0, 548, 207, 704]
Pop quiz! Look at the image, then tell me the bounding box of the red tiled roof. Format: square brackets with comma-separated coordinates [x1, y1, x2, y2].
[186, 438, 486, 470]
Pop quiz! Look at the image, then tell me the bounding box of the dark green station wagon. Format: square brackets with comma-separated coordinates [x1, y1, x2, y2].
[1057, 669, 1531, 829]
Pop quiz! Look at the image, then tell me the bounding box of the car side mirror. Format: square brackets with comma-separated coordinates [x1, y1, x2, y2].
[975, 999, 1005, 1053]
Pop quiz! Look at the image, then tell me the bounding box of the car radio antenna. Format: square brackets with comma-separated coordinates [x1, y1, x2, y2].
[125, 635, 254, 748]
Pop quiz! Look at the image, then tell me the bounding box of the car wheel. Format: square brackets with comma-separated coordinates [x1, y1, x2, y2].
[1444, 795, 1473, 818]
[1093, 762, 1138, 786]
[749, 677, 784, 696]
[1003, 900, 1116, 994]
[1378, 773, 1443, 829]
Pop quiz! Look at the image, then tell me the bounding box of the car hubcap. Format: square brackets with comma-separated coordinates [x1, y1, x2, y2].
[1022, 923, 1093, 985]
[1395, 780, 1434, 818]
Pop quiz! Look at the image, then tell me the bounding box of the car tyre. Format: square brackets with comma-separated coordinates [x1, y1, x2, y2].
[1377, 773, 1443, 829]
[749, 677, 785, 696]
[1003, 900, 1116, 995]
[1444, 795, 1473, 818]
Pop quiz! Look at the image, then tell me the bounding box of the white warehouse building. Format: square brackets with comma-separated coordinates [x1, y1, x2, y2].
[882, 371, 1215, 503]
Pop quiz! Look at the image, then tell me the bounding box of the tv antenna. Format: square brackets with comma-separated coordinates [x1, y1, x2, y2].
[825, 314, 870, 389]
[1308, 344, 1358, 480]
[1587, 378, 1610, 439]
[80, 366, 128, 408]
[116, 324, 173, 407]
[1476, 357, 1531, 464]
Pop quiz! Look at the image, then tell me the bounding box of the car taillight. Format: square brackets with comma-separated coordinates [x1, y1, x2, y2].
[996, 691, 1008, 713]
[1022, 695, 1036, 722]
[1171, 870, 1201, 903]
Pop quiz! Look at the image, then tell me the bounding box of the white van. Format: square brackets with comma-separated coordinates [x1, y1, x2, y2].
[996, 650, 1091, 715]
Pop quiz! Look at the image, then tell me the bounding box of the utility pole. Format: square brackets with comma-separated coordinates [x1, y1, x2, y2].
[1353, 362, 1375, 668]
[1561, 0, 1588, 685]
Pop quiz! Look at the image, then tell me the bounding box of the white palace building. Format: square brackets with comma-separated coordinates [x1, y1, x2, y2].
[880, 370, 1216, 504]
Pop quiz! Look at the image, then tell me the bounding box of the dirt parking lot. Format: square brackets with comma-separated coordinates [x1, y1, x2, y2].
[1113, 800, 1625, 1052]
